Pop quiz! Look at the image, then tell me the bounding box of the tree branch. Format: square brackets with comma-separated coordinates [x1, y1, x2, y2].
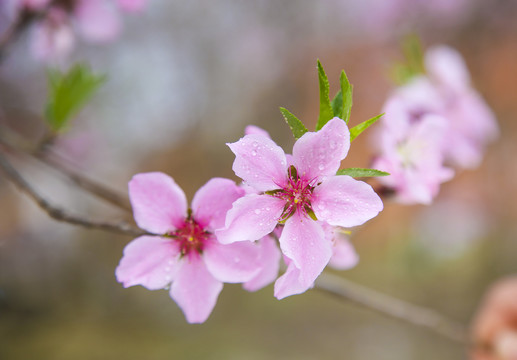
[35, 149, 133, 212]
[0, 152, 146, 237]
[314, 272, 469, 345]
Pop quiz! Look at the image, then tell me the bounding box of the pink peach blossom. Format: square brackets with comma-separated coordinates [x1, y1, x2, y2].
[116, 173, 261, 323]
[372, 88, 454, 204]
[217, 118, 383, 298]
[425, 45, 499, 169]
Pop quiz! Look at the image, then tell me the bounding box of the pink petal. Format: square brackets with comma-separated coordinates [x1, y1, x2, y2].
[244, 236, 282, 292]
[170, 255, 223, 324]
[216, 194, 285, 244]
[425, 45, 470, 92]
[75, 0, 121, 43]
[30, 9, 75, 63]
[115, 236, 180, 290]
[274, 260, 313, 300]
[279, 211, 331, 287]
[191, 178, 245, 231]
[244, 125, 271, 138]
[292, 117, 350, 181]
[329, 236, 359, 270]
[129, 172, 187, 234]
[116, 0, 147, 12]
[203, 239, 261, 283]
[228, 134, 288, 192]
[312, 176, 383, 228]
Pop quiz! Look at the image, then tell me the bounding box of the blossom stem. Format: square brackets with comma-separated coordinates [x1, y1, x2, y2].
[0, 151, 146, 237]
[314, 272, 469, 345]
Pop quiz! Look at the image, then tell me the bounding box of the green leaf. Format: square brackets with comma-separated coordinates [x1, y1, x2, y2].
[339, 70, 353, 123]
[315, 60, 334, 130]
[390, 34, 425, 85]
[331, 89, 343, 118]
[280, 107, 307, 139]
[45, 64, 106, 133]
[349, 113, 384, 141]
[336, 168, 390, 177]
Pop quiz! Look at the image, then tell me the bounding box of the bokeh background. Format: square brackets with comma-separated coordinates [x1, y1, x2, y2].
[1, 1, 517, 359]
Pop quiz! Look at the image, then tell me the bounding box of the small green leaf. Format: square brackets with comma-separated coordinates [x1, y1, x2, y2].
[336, 168, 390, 177]
[45, 64, 106, 133]
[315, 60, 334, 130]
[331, 90, 343, 119]
[280, 107, 308, 139]
[390, 34, 425, 85]
[339, 70, 353, 123]
[349, 113, 384, 141]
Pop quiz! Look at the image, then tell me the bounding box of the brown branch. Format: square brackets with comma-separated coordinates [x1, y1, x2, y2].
[35, 149, 133, 212]
[0, 126, 132, 212]
[314, 272, 469, 345]
[0, 151, 146, 237]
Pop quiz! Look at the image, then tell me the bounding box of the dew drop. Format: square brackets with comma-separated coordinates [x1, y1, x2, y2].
[266, 207, 271, 211]
[251, 150, 257, 156]
[254, 209, 261, 215]
[318, 164, 325, 171]
[252, 141, 259, 148]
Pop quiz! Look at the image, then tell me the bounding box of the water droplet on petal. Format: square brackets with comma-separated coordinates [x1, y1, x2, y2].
[251, 150, 257, 156]
[318, 164, 325, 171]
[254, 209, 261, 215]
[252, 141, 259, 148]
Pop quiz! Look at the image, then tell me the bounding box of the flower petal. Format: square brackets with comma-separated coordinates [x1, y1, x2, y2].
[312, 175, 383, 227]
[425, 45, 471, 92]
[129, 172, 187, 234]
[292, 117, 350, 181]
[228, 134, 288, 191]
[244, 236, 282, 292]
[170, 255, 223, 324]
[75, 0, 121, 43]
[329, 236, 359, 270]
[203, 239, 261, 283]
[115, 236, 180, 290]
[244, 125, 271, 138]
[279, 211, 331, 287]
[216, 194, 285, 244]
[274, 260, 313, 300]
[191, 178, 245, 231]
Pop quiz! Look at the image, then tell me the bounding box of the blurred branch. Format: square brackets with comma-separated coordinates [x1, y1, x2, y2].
[36, 149, 133, 212]
[0, 125, 132, 212]
[0, 151, 146, 237]
[314, 272, 469, 345]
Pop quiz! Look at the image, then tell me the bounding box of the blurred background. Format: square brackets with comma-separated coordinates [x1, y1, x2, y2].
[1, 0, 517, 359]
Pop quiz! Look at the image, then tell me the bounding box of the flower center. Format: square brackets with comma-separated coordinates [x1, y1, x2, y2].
[170, 215, 209, 256]
[269, 165, 316, 221]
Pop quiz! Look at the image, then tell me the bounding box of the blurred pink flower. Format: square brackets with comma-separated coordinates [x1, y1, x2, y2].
[217, 118, 383, 298]
[116, 0, 148, 13]
[74, 0, 121, 43]
[373, 84, 454, 204]
[22, 0, 147, 62]
[30, 7, 74, 63]
[116, 173, 261, 323]
[425, 45, 499, 169]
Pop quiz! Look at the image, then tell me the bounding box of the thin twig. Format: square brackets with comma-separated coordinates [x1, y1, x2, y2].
[0, 126, 132, 212]
[36, 150, 133, 212]
[314, 272, 469, 345]
[0, 152, 146, 237]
